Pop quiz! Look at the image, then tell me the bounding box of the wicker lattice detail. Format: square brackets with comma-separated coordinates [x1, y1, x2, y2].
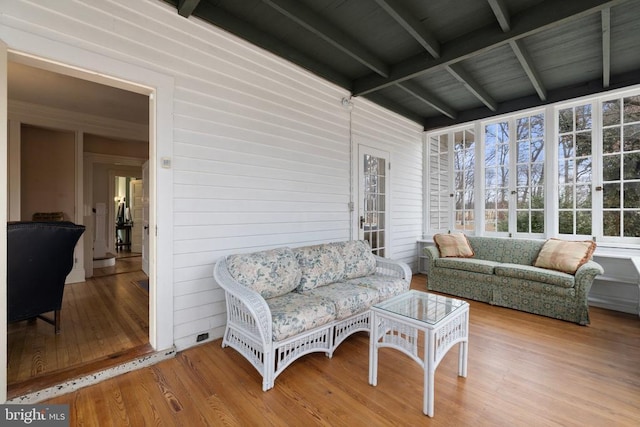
[378, 318, 419, 357]
[333, 311, 370, 351]
[433, 313, 468, 366]
[224, 327, 265, 374]
[373, 255, 412, 280]
[273, 326, 333, 379]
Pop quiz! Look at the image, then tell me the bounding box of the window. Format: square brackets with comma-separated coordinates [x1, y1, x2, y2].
[557, 104, 594, 236]
[454, 129, 475, 231]
[425, 86, 640, 245]
[516, 114, 545, 233]
[601, 94, 640, 239]
[484, 121, 510, 233]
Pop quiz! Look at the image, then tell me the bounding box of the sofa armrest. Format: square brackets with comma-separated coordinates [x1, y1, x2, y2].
[373, 255, 412, 281]
[213, 257, 273, 344]
[423, 245, 440, 271]
[574, 260, 604, 299]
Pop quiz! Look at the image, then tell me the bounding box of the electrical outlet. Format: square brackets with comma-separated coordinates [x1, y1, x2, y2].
[196, 333, 209, 342]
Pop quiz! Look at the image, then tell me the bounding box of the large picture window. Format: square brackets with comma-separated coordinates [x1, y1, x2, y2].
[425, 87, 640, 245]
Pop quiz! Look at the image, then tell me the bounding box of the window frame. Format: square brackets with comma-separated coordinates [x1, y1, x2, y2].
[424, 83, 640, 247]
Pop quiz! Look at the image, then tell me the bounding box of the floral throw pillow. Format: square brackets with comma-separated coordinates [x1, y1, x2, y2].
[226, 247, 301, 299]
[534, 238, 596, 274]
[433, 233, 474, 258]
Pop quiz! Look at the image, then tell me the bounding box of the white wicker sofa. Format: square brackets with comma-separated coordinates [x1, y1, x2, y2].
[213, 240, 411, 391]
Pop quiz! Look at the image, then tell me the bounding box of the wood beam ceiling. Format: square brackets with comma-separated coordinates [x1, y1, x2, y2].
[601, 8, 611, 88]
[353, 0, 625, 96]
[177, 0, 200, 18]
[373, 0, 440, 58]
[423, 68, 640, 130]
[509, 40, 547, 101]
[192, 1, 352, 89]
[262, 0, 389, 77]
[487, 0, 511, 32]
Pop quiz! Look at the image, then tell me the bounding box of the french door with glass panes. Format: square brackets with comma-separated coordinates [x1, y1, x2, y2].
[358, 145, 389, 257]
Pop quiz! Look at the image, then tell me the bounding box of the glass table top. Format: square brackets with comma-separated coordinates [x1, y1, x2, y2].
[373, 290, 467, 325]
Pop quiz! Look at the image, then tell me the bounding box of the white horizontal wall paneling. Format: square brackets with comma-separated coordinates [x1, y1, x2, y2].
[2, 0, 357, 351]
[351, 98, 423, 271]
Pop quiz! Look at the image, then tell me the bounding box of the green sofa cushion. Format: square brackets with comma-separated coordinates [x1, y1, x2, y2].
[494, 263, 574, 288]
[435, 257, 499, 275]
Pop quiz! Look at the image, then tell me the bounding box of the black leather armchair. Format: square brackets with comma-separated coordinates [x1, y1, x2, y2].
[8, 221, 85, 334]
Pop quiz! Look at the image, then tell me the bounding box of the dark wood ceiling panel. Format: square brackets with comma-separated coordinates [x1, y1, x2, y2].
[461, 44, 534, 103]
[524, 14, 602, 90]
[165, 0, 640, 130]
[412, 70, 484, 113]
[610, 1, 640, 75]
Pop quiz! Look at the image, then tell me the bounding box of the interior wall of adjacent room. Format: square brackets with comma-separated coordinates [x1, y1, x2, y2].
[20, 125, 75, 222]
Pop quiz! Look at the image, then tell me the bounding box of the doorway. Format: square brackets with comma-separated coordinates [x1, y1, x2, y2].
[5, 57, 153, 397]
[357, 145, 390, 256]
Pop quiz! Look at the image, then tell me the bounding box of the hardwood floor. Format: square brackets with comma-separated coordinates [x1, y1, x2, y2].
[43, 275, 640, 426]
[7, 254, 150, 399]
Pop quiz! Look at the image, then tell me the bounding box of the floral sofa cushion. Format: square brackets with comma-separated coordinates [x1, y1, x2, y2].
[300, 282, 379, 320]
[336, 240, 377, 279]
[294, 243, 346, 291]
[266, 293, 337, 341]
[226, 247, 301, 299]
[341, 275, 409, 303]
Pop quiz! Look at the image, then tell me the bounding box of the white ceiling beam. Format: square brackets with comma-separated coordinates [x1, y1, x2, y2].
[447, 64, 497, 111]
[602, 8, 611, 88]
[487, 0, 511, 31]
[262, 0, 389, 77]
[509, 40, 547, 101]
[374, 0, 440, 58]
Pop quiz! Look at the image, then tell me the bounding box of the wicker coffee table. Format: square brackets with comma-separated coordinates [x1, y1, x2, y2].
[369, 290, 469, 417]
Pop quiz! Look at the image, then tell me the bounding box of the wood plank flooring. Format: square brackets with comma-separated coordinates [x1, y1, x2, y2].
[7, 254, 150, 398]
[44, 275, 640, 426]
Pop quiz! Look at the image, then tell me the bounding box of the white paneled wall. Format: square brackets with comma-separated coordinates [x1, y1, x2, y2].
[1, 0, 423, 351]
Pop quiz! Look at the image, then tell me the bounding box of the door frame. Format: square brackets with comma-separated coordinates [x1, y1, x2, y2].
[0, 31, 175, 402]
[352, 137, 392, 257]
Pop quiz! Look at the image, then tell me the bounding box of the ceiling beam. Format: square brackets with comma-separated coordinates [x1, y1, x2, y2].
[177, 0, 201, 18]
[362, 92, 426, 125]
[602, 8, 611, 88]
[192, 2, 352, 90]
[353, 0, 624, 96]
[487, 0, 511, 31]
[374, 0, 440, 58]
[509, 39, 547, 101]
[261, 0, 389, 77]
[423, 68, 640, 130]
[396, 82, 457, 118]
[446, 64, 498, 111]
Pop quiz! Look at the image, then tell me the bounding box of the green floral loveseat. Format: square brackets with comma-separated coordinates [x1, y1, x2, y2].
[214, 240, 411, 391]
[424, 236, 604, 325]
